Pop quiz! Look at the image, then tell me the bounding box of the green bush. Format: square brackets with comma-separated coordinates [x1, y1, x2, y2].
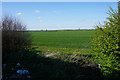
[92, 6, 120, 79]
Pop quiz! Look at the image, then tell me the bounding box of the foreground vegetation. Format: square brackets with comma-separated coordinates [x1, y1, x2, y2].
[92, 7, 120, 79]
[3, 48, 103, 80]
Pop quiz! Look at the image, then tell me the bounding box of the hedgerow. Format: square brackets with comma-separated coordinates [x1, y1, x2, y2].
[92, 6, 120, 79]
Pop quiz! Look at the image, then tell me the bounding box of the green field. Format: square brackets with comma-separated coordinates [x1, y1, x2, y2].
[30, 30, 95, 54]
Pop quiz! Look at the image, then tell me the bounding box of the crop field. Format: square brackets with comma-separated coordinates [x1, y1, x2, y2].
[30, 30, 95, 54]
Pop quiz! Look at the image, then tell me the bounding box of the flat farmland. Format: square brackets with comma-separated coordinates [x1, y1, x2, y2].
[29, 30, 95, 54]
[30, 30, 95, 49]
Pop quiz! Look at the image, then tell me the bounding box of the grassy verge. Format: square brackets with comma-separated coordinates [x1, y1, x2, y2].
[33, 46, 92, 54]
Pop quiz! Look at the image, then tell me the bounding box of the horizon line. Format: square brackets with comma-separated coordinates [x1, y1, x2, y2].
[27, 28, 95, 31]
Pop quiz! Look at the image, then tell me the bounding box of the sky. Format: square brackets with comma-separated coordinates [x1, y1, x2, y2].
[2, 2, 118, 30]
[2, 0, 118, 2]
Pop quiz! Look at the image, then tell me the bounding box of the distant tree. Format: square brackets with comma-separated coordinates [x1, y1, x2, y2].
[92, 2, 120, 79]
[2, 15, 31, 55]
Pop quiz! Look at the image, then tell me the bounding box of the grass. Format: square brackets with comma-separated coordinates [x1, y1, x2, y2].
[30, 30, 95, 49]
[29, 30, 95, 55]
[33, 46, 92, 55]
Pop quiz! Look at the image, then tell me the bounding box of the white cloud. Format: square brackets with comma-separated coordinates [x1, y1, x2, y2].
[53, 10, 57, 13]
[35, 10, 40, 13]
[17, 12, 22, 15]
[38, 16, 41, 20]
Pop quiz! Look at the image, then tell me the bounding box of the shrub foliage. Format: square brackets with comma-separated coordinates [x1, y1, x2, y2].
[92, 6, 120, 78]
[2, 15, 31, 54]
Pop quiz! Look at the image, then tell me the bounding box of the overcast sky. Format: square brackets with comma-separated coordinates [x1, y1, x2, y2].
[2, 2, 118, 30]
